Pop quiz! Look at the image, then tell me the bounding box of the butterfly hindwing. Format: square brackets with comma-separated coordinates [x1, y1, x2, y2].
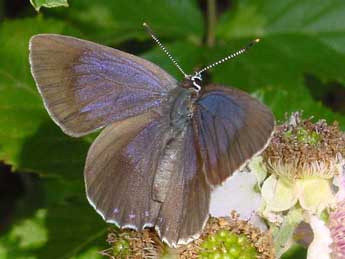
[85, 87, 211, 246]
[84, 110, 168, 229]
[29, 34, 177, 137]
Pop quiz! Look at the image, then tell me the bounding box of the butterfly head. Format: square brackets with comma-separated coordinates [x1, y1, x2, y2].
[178, 72, 203, 94]
[179, 72, 203, 92]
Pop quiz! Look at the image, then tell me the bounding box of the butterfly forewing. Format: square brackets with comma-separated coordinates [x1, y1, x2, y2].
[29, 34, 177, 137]
[193, 84, 275, 186]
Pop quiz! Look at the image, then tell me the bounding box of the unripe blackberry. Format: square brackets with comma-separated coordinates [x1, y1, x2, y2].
[199, 230, 258, 259]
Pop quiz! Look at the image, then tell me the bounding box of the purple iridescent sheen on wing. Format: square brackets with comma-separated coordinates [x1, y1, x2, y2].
[193, 84, 275, 186]
[29, 34, 177, 137]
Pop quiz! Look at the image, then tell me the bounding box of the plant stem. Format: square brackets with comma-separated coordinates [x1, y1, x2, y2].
[206, 0, 217, 47]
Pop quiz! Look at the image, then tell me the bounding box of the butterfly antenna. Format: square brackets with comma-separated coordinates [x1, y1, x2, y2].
[143, 22, 188, 77]
[197, 38, 260, 75]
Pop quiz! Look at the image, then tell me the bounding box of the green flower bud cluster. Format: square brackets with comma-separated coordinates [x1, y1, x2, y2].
[283, 127, 320, 146]
[199, 230, 257, 259]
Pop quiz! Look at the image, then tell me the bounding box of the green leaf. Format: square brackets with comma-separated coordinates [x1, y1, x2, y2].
[43, 0, 203, 45]
[212, 0, 345, 125]
[0, 202, 107, 259]
[258, 82, 345, 126]
[34, 200, 106, 259]
[0, 18, 90, 179]
[0, 156, 107, 259]
[30, 0, 69, 11]
[0, 209, 47, 259]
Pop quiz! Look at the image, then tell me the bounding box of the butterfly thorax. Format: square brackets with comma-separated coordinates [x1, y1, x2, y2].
[169, 87, 195, 130]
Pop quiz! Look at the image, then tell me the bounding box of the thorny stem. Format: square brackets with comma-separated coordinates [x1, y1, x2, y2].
[206, 0, 217, 47]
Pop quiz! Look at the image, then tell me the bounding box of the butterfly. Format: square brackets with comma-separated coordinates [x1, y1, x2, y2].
[29, 25, 274, 247]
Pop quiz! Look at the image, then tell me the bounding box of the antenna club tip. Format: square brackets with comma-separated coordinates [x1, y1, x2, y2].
[143, 22, 153, 33]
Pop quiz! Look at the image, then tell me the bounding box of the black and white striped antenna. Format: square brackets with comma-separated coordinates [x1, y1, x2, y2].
[143, 22, 188, 78]
[143, 22, 260, 90]
[196, 38, 260, 75]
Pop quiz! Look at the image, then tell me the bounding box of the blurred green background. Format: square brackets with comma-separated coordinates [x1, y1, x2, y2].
[0, 0, 344, 258]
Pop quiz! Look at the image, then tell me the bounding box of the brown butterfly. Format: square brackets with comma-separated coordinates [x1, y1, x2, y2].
[29, 24, 274, 247]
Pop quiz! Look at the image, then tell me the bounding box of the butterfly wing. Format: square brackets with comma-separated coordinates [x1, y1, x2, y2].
[29, 34, 177, 137]
[85, 87, 211, 246]
[85, 110, 168, 229]
[193, 84, 274, 186]
[154, 124, 210, 247]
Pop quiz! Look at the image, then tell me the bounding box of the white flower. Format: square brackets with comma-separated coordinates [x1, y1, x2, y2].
[210, 168, 261, 220]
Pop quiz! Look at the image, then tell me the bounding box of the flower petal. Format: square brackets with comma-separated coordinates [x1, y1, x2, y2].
[298, 178, 335, 214]
[307, 216, 332, 259]
[334, 158, 345, 202]
[262, 175, 298, 212]
[210, 170, 261, 220]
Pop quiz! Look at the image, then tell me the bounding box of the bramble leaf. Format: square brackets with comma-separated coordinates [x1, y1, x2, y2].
[0, 203, 106, 259]
[44, 0, 204, 45]
[211, 0, 345, 125]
